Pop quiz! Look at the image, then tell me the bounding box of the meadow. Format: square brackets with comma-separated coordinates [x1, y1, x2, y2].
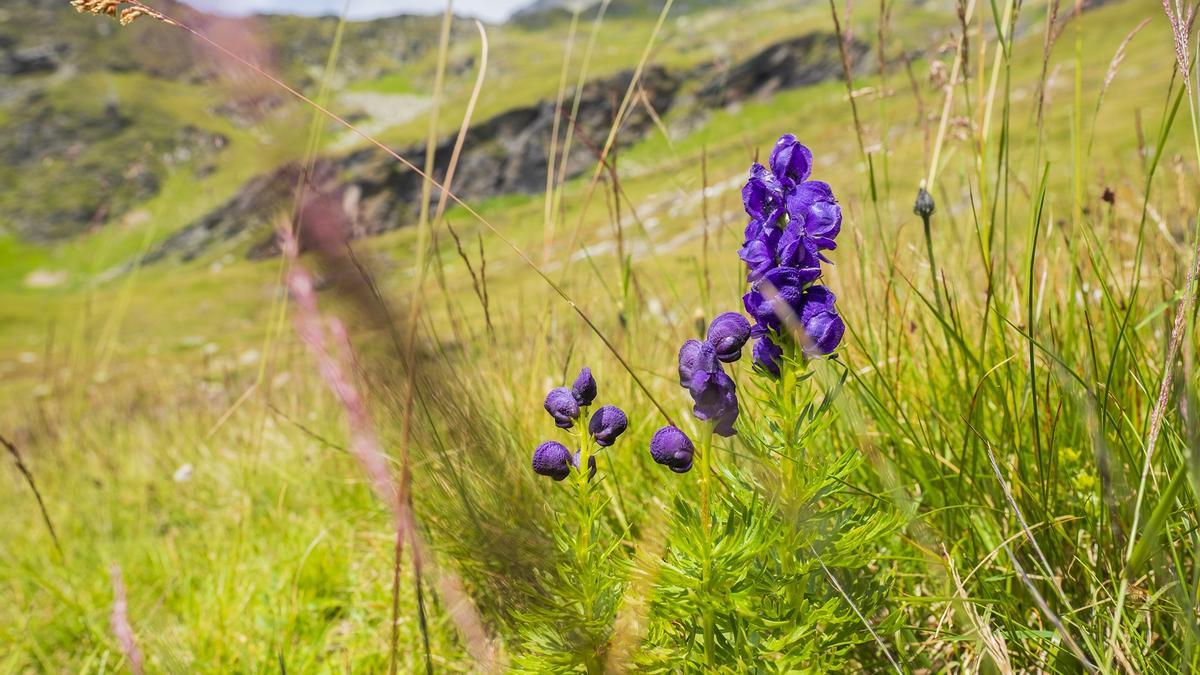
[2, 0, 1199, 671]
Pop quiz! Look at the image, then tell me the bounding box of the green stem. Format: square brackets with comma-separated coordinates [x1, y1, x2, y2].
[574, 413, 599, 672]
[575, 411, 592, 569]
[921, 213, 942, 312]
[699, 423, 716, 668]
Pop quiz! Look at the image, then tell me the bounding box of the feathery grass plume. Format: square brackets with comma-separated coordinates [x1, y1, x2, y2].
[109, 564, 145, 675]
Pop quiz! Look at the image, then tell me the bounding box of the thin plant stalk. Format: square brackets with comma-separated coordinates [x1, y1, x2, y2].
[698, 423, 716, 668]
[1, 433, 62, 558]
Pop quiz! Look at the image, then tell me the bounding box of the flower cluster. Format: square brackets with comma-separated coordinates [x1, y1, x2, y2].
[739, 134, 846, 375]
[648, 312, 750, 473]
[533, 367, 627, 481]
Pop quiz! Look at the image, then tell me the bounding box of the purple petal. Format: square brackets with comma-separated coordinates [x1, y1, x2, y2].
[769, 134, 814, 186]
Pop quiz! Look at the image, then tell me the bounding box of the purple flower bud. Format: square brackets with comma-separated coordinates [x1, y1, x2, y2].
[769, 134, 814, 186]
[571, 367, 597, 406]
[588, 405, 628, 447]
[753, 335, 783, 377]
[706, 312, 751, 363]
[532, 441, 572, 481]
[571, 450, 597, 481]
[678, 339, 717, 390]
[649, 425, 695, 473]
[544, 387, 580, 429]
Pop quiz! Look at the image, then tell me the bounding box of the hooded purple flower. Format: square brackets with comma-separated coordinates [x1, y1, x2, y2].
[532, 441, 572, 481]
[797, 286, 845, 355]
[742, 163, 786, 227]
[707, 312, 751, 363]
[753, 335, 783, 377]
[588, 405, 628, 447]
[649, 425, 695, 473]
[678, 339, 717, 390]
[571, 450, 598, 481]
[571, 367, 597, 407]
[544, 387, 580, 429]
[689, 368, 739, 437]
[733, 134, 848, 376]
[738, 238, 774, 282]
[769, 134, 814, 187]
[743, 267, 807, 332]
[776, 220, 824, 276]
[786, 181, 841, 251]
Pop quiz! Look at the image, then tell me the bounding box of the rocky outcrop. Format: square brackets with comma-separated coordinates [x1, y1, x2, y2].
[144, 65, 681, 262]
[697, 33, 868, 108]
[1, 41, 66, 77]
[137, 30, 863, 262]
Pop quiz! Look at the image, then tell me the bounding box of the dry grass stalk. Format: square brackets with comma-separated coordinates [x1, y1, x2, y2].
[279, 226, 499, 670]
[1, 432, 63, 557]
[946, 550, 1013, 672]
[445, 221, 494, 338]
[109, 564, 145, 675]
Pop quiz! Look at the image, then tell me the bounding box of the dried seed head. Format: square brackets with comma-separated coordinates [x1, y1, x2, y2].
[119, 7, 147, 25]
[71, 1, 161, 25]
[71, 0, 122, 17]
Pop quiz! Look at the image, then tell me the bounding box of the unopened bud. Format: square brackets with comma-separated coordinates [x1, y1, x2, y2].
[913, 187, 936, 220]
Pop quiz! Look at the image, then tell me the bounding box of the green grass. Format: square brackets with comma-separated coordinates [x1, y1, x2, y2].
[3, 0, 1200, 671]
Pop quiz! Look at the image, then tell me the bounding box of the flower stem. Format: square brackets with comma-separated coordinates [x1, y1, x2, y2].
[699, 423, 716, 667]
[575, 414, 593, 568]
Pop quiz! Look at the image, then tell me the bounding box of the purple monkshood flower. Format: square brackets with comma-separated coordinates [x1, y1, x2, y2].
[747, 286, 845, 371]
[677, 339, 739, 437]
[689, 368, 739, 437]
[736, 134, 847, 376]
[678, 339, 717, 390]
[740, 136, 841, 270]
[571, 367, 597, 407]
[753, 335, 783, 376]
[649, 425, 695, 473]
[797, 286, 845, 356]
[544, 387, 580, 429]
[769, 133, 814, 187]
[571, 451, 598, 481]
[742, 163, 786, 227]
[786, 181, 841, 251]
[707, 312, 751, 363]
[532, 441, 572, 481]
[588, 405, 628, 447]
[776, 221, 825, 276]
[738, 238, 774, 282]
[743, 267, 808, 332]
